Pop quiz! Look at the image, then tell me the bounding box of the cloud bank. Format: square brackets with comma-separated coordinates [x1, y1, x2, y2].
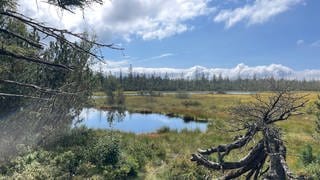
[17, 0, 306, 42]
[91, 62, 320, 81]
[18, 0, 213, 41]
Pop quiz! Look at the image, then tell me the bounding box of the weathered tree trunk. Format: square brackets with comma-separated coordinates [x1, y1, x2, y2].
[191, 91, 308, 179]
[263, 127, 287, 179]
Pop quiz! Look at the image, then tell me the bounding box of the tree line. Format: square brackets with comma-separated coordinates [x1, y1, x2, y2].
[93, 72, 320, 92]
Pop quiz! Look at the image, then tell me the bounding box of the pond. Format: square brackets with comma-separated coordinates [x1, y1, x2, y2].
[73, 108, 208, 134]
[224, 91, 256, 95]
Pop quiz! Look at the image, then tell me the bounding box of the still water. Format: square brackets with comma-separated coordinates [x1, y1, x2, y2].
[74, 108, 208, 134]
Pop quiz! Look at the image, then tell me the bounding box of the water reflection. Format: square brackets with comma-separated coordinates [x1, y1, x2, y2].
[106, 109, 126, 127]
[74, 108, 208, 134]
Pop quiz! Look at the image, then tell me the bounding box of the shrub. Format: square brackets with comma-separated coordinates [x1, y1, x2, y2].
[88, 136, 120, 167]
[157, 126, 171, 133]
[1, 150, 57, 178]
[305, 163, 320, 179]
[54, 151, 79, 176]
[46, 126, 93, 149]
[126, 139, 166, 168]
[121, 156, 140, 177]
[116, 88, 125, 106]
[306, 103, 315, 115]
[181, 100, 201, 107]
[183, 115, 195, 122]
[300, 144, 316, 165]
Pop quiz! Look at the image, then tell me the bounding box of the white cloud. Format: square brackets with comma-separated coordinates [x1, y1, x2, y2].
[92, 63, 320, 81]
[214, 0, 303, 28]
[311, 40, 320, 48]
[149, 53, 174, 60]
[91, 60, 129, 72]
[18, 0, 214, 41]
[130, 53, 174, 64]
[296, 39, 304, 46]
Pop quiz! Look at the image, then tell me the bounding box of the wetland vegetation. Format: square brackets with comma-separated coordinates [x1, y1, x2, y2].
[1, 0, 320, 179]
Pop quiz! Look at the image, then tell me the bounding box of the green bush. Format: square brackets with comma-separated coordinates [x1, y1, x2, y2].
[157, 126, 171, 133]
[88, 136, 120, 167]
[46, 126, 93, 149]
[306, 103, 316, 115]
[181, 100, 201, 107]
[305, 163, 320, 179]
[0, 150, 57, 178]
[0, 129, 169, 179]
[300, 144, 316, 165]
[120, 156, 140, 177]
[54, 151, 79, 176]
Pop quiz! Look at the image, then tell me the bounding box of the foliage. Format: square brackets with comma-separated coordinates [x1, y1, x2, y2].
[301, 96, 320, 178]
[116, 88, 125, 106]
[315, 95, 320, 138]
[0, 128, 167, 179]
[157, 126, 171, 133]
[103, 75, 125, 107]
[299, 145, 320, 178]
[300, 144, 316, 165]
[304, 163, 320, 179]
[88, 135, 120, 167]
[93, 73, 320, 92]
[0, 0, 114, 115]
[181, 100, 201, 107]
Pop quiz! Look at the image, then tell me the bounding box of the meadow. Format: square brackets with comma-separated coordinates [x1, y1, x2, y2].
[1, 92, 319, 179]
[93, 91, 320, 177]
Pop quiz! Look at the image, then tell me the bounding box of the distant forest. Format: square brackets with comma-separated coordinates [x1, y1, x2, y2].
[93, 72, 320, 91]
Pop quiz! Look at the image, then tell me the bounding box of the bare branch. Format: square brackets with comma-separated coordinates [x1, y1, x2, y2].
[0, 79, 77, 95]
[197, 125, 257, 156]
[0, 28, 43, 49]
[0, 10, 124, 62]
[0, 93, 50, 100]
[0, 48, 73, 70]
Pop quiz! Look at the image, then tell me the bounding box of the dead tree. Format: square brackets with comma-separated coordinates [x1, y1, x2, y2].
[191, 90, 308, 179]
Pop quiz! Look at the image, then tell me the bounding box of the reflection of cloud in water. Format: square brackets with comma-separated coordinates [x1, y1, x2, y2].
[75, 108, 208, 134]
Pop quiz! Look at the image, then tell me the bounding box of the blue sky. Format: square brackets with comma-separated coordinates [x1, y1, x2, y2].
[20, 0, 320, 70]
[105, 0, 320, 70]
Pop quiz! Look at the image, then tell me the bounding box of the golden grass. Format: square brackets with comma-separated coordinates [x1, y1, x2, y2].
[92, 91, 320, 175]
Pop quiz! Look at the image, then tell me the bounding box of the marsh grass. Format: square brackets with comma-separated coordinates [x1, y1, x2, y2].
[91, 91, 320, 177]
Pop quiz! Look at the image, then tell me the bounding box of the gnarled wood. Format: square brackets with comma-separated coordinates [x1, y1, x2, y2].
[191, 90, 307, 179]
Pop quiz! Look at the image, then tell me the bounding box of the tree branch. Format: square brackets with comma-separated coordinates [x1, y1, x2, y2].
[0, 79, 77, 95]
[0, 93, 50, 100]
[0, 48, 73, 70]
[0, 28, 43, 49]
[191, 141, 265, 171]
[197, 125, 257, 156]
[0, 10, 124, 62]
